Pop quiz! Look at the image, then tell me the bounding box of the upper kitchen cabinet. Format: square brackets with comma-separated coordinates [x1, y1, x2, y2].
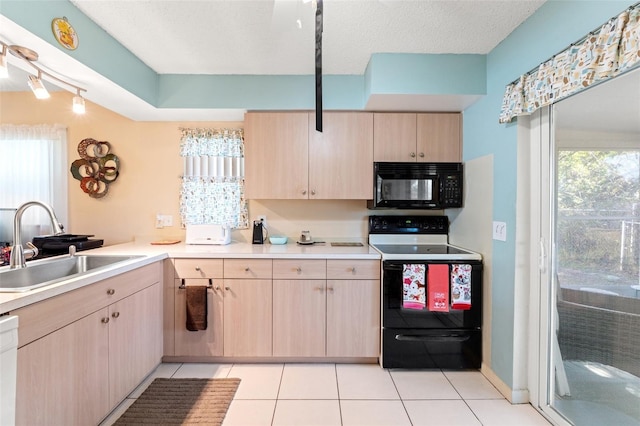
[308, 112, 373, 199]
[373, 112, 461, 162]
[244, 111, 374, 200]
[244, 112, 309, 199]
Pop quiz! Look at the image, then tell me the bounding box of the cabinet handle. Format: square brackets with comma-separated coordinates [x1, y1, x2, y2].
[101, 317, 110, 324]
[410, 152, 416, 158]
[302, 190, 307, 195]
[419, 152, 425, 158]
[106, 289, 115, 295]
[112, 312, 120, 319]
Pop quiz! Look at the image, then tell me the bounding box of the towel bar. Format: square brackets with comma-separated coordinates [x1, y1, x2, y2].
[179, 278, 213, 289]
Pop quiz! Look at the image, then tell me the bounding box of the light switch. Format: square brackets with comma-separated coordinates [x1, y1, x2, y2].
[493, 221, 507, 241]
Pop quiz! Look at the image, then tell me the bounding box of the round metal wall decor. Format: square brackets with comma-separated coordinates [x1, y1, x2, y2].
[52, 17, 78, 50]
[70, 138, 120, 198]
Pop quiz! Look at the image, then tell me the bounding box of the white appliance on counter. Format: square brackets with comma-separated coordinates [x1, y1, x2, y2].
[185, 224, 231, 245]
[0, 315, 18, 425]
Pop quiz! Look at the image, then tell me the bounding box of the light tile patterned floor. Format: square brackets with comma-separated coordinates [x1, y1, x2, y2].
[101, 363, 552, 426]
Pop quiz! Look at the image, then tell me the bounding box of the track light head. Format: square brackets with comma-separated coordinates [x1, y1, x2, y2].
[73, 90, 85, 114]
[28, 73, 50, 99]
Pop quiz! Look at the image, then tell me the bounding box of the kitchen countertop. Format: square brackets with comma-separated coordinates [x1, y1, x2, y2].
[0, 238, 380, 313]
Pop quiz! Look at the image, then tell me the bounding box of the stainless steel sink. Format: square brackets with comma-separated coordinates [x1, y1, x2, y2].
[0, 255, 144, 292]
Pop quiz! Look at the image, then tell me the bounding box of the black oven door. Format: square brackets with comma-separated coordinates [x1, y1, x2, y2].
[382, 260, 482, 329]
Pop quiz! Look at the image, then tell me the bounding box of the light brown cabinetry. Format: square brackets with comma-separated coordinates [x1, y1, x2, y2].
[173, 259, 224, 357]
[223, 259, 273, 356]
[374, 112, 461, 162]
[272, 259, 380, 358]
[14, 263, 162, 426]
[244, 111, 374, 200]
[273, 259, 327, 356]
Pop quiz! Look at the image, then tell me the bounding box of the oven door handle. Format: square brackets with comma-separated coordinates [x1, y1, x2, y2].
[395, 334, 470, 343]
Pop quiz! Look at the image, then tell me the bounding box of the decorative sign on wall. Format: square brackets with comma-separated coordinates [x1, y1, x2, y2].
[51, 17, 78, 50]
[70, 138, 120, 198]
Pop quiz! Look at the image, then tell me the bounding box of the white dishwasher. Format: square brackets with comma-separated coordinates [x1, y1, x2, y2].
[0, 315, 18, 426]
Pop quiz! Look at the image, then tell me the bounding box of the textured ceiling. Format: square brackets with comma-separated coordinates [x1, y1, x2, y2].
[70, 0, 545, 76]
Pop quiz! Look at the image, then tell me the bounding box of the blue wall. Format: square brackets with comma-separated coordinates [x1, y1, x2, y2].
[463, 0, 632, 386]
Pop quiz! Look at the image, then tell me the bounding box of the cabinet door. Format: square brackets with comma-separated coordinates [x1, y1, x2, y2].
[16, 309, 110, 426]
[326, 280, 380, 357]
[373, 113, 418, 162]
[416, 113, 461, 162]
[273, 279, 326, 357]
[244, 112, 309, 199]
[308, 112, 374, 199]
[174, 279, 224, 357]
[223, 279, 272, 356]
[109, 283, 163, 407]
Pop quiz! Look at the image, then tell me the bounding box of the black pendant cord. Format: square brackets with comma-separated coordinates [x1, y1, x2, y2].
[315, 0, 323, 132]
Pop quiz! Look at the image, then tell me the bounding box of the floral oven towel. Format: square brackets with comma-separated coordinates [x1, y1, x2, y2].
[451, 264, 472, 310]
[402, 264, 426, 310]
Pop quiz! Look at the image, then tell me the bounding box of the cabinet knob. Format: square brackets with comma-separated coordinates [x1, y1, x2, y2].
[410, 152, 416, 158]
[296, 267, 302, 273]
[244, 267, 250, 272]
[195, 266, 201, 272]
[106, 289, 115, 295]
[101, 317, 110, 324]
[215, 286, 221, 291]
[302, 190, 307, 195]
[311, 190, 316, 196]
[225, 286, 231, 291]
[327, 287, 334, 293]
[419, 152, 425, 158]
[315, 286, 324, 292]
[112, 312, 120, 319]
[349, 267, 357, 274]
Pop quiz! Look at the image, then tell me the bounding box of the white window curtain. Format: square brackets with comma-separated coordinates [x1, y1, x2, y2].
[0, 124, 68, 244]
[179, 128, 248, 229]
[500, 4, 640, 123]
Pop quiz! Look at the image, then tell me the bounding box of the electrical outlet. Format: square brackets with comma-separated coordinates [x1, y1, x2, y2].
[493, 221, 507, 241]
[162, 215, 173, 227]
[155, 214, 164, 229]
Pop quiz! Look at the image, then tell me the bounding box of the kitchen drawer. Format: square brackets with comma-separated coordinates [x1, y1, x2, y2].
[273, 259, 326, 280]
[14, 262, 161, 347]
[327, 259, 380, 280]
[173, 258, 223, 279]
[224, 259, 272, 279]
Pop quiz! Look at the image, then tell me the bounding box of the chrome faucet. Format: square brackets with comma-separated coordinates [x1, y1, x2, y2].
[9, 201, 65, 269]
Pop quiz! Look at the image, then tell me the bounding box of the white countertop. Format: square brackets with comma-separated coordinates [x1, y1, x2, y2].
[0, 239, 380, 313]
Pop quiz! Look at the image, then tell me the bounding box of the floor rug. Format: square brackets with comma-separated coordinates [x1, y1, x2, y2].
[114, 378, 240, 425]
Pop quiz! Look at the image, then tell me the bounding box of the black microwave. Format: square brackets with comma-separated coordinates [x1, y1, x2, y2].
[367, 162, 463, 209]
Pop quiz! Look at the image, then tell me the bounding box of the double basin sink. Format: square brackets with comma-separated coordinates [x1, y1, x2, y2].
[0, 255, 143, 292]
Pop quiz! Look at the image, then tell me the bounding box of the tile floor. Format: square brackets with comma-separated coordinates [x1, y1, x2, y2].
[101, 363, 552, 426]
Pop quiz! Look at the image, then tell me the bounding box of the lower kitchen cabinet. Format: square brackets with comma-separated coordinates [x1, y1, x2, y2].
[16, 309, 109, 426]
[14, 263, 162, 426]
[326, 280, 380, 357]
[174, 279, 224, 357]
[273, 279, 326, 356]
[223, 279, 273, 356]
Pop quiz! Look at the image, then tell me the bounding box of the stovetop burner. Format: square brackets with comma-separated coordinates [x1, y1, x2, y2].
[373, 244, 474, 256]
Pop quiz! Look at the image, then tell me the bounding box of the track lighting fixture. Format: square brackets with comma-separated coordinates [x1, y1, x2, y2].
[0, 44, 8, 79]
[72, 89, 85, 114]
[27, 72, 50, 99]
[0, 40, 87, 113]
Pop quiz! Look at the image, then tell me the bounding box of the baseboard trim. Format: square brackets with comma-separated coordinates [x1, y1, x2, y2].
[481, 363, 530, 404]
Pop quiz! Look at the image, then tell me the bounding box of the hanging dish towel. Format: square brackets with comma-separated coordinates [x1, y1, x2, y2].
[186, 285, 208, 331]
[428, 264, 450, 312]
[403, 264, 426, 310]
[451, 264, 472, 310]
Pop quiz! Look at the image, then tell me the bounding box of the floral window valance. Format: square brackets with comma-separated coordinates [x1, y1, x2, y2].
[179, 128, 248, 229]
[500, 4, 640, 123]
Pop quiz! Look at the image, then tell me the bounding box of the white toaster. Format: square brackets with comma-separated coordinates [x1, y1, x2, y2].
[185, 224, 231, 245]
